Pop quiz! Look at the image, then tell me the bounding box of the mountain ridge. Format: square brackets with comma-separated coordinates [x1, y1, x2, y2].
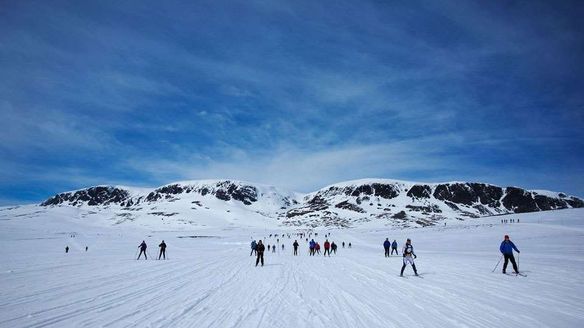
[38, 179, 583, 228]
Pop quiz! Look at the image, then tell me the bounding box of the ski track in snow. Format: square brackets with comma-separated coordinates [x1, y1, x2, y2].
[0, 208, 583, 327]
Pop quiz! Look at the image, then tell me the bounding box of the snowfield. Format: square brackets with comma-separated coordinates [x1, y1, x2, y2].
[0, 205, 583, 327]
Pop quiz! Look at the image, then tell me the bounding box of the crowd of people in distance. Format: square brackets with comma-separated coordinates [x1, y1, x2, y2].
[64, 228, 522, 277]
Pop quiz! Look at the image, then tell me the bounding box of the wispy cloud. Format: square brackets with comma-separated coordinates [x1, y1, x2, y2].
[0, 0, 583, 204]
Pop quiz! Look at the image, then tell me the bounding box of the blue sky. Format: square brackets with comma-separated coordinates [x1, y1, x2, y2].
[1, 0, 583, 204]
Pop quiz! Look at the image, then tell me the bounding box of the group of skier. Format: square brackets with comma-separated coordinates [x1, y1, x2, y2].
[382, 235, 521, 276]
[136, 240, 167, 260]
[127, 232, 522, 277]
[382, 238, 399, 257]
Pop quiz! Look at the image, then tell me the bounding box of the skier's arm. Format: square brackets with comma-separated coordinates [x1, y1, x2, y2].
[511, 242, 520, 253]
[499, 242, 504, 253]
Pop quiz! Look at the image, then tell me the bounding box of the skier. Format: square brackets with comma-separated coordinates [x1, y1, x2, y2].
[282, 244, 285, 251]
[331, 242, 337, 254]
[383, 238, 391, 257]
[256, 240, 265, 267]
[324, 239, 331, 256]
[250, 240, 257, 256]
[137, 240, 147, 260]
[400, 238, 418, 277]
[158, 240, 167, 260]
[391, 240, 398, 255]
[293, 240, 299, 256]
[342, 242, 345, 248]
[65, 246, 69, 253]
[500, 235, 520, 274]
[272, 245, 276, 253]
[348, 242, 352, 248]
[85, 246, 88, 252]
[316, 242, 321, 255]
[309, 239, 316, 256]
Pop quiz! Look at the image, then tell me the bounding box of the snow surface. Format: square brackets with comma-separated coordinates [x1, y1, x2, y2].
[0, 205, 583, 327]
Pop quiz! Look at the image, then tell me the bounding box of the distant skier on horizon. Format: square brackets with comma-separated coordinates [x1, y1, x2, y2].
[500, 235, 520, 274]
[324, 239, 331, 256]
[400, 238, 418, 277]
[65, 246, 69, 253]
[293, 240, 299, 256]
[331, 241, 337, 254]
[137, 241, 147, 260]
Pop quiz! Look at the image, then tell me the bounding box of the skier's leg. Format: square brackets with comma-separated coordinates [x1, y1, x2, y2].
[256, 255, 260, 266]
[509, 254, 519, 273]
[412, 264, 418, 275]
[502, 254, 509, 273]
[261, 253, 264, 266]
[163, 249, 166, 260]
[400, 263, 406, 276]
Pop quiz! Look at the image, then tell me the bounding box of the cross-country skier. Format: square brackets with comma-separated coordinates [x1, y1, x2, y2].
[383, 238, 391, 257]
[65, 246, 69, 253]
[342, 242, 345, 248]
[85, 246, 88, 252]
[500, 235, 520, 274]
[316, 242, 321, 255]
[400, 238, 418, 276]
[331, 242, 337, 254]
[391, 240, 398, 255]
[158, 240, 167, 260]
[272, 245, 276, 253]
[137, 241, 147, 260]
[324, 239, 331, 256]
[256, 240, 265, 267]
[293, 240, 299, 255]
[309, 239, 316, 256]
[250, 240, 257, 256]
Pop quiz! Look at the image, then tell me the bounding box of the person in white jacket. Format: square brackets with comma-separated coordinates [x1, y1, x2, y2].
[400, 238, 418, 277]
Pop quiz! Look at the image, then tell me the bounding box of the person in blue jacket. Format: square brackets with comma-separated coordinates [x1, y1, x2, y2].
[250, 240, 257, 256]
[383, 238, 391, 257]
[500, 235, 520, 274]
[309, 239, 316, 256]
[391, 240, 398, 255]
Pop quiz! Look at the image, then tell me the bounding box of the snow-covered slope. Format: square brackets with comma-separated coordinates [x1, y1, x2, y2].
[1, 204, 583, 327]
[38, 179, 584, 229]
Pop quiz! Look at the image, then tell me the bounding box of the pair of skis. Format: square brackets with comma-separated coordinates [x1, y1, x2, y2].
[505, 272, 527, 277]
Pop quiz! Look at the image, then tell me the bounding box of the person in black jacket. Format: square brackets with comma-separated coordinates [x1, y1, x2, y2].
[256, 240, 266, 267]
[293, 240, 299, 255]
[158, 240, 167, 260]
[137, 240, 147, 260]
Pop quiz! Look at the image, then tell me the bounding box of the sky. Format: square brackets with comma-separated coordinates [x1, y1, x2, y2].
[0, 0, 583, 205]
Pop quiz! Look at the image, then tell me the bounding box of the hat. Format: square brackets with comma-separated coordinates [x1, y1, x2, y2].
[504, 235, 509, 239]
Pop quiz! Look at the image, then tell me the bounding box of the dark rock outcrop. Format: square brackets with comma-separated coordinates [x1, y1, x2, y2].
[407, 185, 431, 199]
[502, 187, 539, 213]
[41, 187, 130, 206]
[335, 201, 365, 213]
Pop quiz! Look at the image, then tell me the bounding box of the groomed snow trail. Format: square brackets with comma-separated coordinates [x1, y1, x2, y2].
[0, 207, 583, 327]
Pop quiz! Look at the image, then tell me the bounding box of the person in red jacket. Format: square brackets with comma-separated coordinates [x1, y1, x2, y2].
[324, 239, 331, 256]
[315, 242, 321, 255]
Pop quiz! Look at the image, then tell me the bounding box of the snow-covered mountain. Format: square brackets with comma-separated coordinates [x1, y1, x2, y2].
[38, 179, 583, 229]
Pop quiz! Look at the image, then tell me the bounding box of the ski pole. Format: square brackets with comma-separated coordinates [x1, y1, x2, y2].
[491, 255, 503, 272]
[134, 248, 139, 260]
